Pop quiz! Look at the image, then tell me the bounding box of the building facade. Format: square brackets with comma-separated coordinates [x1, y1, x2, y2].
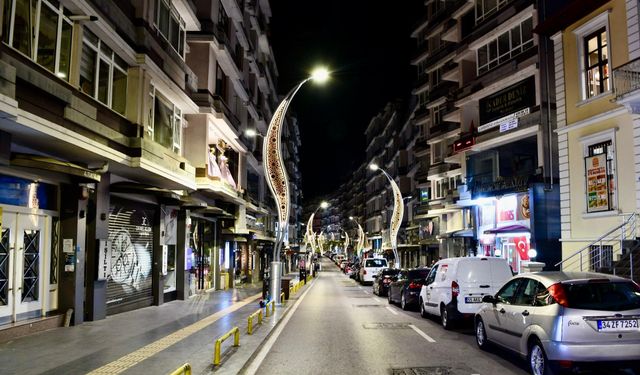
[0, 0, 297, 329]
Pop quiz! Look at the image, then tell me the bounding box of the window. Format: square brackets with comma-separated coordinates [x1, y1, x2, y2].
[514, 278, 540, 305]
[80, 30, 128, 115]
[432, 141, 444, 164]
[156, 0, 186, 58]
[495, 278, 523, 305]
[430, 67, 442, 87]
[431, 104, 445, 127]
[476, 17, 533, 74]
[581, 129, 617, 213]
[425, 265, 438, 285]
[583, 28, 610, 98]
[149, 86, 183, 154]
[2, 0, 72, 80]
[475, 0, 512, 24]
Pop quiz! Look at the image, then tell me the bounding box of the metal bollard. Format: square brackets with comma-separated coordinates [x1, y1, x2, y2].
[280, 291, 285, 304]
[247, 309, 263, 335]
[169, 363, 192, 375]
[213, 327, 240, 366]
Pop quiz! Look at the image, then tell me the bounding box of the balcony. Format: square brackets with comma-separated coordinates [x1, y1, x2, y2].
[430, 121, 460, 137]
[192, 91, 241, 130]
[441, 60, 459, 82]
[414, 105, 429, 123]
[614, 57, 640, 107]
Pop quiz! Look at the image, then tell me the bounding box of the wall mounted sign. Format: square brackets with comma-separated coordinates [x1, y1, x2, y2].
[98, 239, 111, 280]
[479, 76, 535, 132]
[585, 154, 609, 212]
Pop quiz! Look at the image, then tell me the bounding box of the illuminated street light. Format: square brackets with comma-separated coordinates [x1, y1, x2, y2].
[245, 128, 259, 137]
[369, 163, 403, 268]
[264, 68, 330, 304]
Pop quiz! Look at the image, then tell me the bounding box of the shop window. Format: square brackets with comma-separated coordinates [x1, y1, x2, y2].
[581, 129, 616, 213]
[80, 30, 128, 115]
[476, 17, 533, 75]
[583, 28, 609, 99]
[155, 0, 186, 58]
[148, 86, 183, 154]
[2, 0, 73, 80]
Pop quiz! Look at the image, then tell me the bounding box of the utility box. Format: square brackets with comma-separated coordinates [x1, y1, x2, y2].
[521, 261, 545, 273]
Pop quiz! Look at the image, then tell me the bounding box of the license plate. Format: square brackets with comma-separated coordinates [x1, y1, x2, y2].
[465, 296, 482, 303]
[597, 319, 639, 332]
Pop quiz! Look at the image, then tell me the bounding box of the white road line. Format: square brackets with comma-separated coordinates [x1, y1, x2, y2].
[408, 324, 436, 343]
[363, 290, 369, 294]
[385, 306, 399, 315]
[244, 280, 315, 375]
[358, 286, 363, 289]
[371, 298, 379, 304]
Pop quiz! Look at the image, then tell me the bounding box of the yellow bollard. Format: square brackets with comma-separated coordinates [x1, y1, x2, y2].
[169, 363, 191, 375]
[265, 300, 275, 317]
[213, 327, 240, 366]
[247, 309, 263, 335]
[280, 292, 285, 304]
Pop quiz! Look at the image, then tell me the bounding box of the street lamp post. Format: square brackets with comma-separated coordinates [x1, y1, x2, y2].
[305, 201, 329, 254]
[350, 216, 366, 259]
[263, 68, 329, 304]
[369, 163, 403, 268]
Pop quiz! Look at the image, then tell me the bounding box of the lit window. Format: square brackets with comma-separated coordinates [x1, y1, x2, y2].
[2, 0, 73, 80]
[80, 30, 128, 115]
[476, 17, 533, 75]
[581, 130, 617, 213]
[156, 0, 186, 58]
[475, 0, 512, 24]
[583, 28, 610, 98]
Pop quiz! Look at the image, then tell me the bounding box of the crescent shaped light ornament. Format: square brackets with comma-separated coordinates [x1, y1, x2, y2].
[380, 169, 403, 267]
[263, 80, 309, 255]
[344, 232, 350, 252]
[357, 222, 365, 257]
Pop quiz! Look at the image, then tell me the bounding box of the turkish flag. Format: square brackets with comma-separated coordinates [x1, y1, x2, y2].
[514, 236, 530, 261]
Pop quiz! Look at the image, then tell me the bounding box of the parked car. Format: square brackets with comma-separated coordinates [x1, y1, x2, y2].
[339, 259, 348, 271]
[334, 254, 345, 265]
[419, 257, 513, 329]
[349, 263, 361, 279]
[388, 268, 431, 310]
[475, 272, 640, 375]
[372, 268, 400, 296]
[359, 257, 388, 285]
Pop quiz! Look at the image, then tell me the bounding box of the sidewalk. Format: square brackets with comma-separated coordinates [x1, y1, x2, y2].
[0, 272, 312, 375]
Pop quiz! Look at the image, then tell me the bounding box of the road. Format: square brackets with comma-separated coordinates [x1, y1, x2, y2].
[245, 257, 531, 375]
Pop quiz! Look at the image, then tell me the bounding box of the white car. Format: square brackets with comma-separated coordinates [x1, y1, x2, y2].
[419, 257, 513, 329]
[359, 257, 388, 285]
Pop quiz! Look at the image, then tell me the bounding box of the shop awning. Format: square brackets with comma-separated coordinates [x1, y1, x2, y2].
[11, 153, 101, 182]
[110, 181, 181, 202]
[180, 195, 208, 210]
[442, 229, 474, 237]
[202, 206, 234, 218]
[484, 225, 530, 234]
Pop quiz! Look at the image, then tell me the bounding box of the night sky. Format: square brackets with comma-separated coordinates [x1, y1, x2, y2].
[270, 0, 424, 201]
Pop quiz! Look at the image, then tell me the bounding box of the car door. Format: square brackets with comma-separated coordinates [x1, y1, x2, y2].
[499, 278, 539, 352]
[422, 265, 439, 313]
[483, 278, 523, 348]
[390, 270, 406, 302]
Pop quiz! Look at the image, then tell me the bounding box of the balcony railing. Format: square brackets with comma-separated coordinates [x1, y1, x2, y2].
[614, 57, 640, 100]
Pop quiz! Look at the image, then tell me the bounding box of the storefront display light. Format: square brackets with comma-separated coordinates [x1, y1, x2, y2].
[528, 248, 537, 258]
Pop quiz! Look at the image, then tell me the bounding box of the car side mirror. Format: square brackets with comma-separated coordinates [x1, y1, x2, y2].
[482, 295, 496, 304]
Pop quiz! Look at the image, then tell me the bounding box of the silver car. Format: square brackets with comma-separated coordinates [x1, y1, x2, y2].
[474, 272, 640, 375]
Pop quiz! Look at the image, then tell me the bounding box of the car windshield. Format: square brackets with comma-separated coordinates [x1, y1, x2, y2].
[564, 281, 640, 311]
[408, 269, 430, 280]
[365, 259, 387, 267]
[381, 269, 399, 276]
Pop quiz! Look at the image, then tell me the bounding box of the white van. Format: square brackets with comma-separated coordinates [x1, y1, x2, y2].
[418, 257, 512, 329]
[359, 257, 388, 285]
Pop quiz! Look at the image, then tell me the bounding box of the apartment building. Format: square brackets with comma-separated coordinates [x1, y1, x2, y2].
[0, 0, 294, 330]
[410, 0, 561, 272]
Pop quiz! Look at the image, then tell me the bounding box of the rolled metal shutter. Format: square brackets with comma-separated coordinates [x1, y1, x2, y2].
[106, 199, 154, 315]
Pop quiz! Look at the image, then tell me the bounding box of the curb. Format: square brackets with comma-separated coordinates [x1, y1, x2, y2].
[236, 277, 316, 374]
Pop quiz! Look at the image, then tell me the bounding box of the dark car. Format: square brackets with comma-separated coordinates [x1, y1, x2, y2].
[388, 268, 431, 310]
[372, 268, 400, 297]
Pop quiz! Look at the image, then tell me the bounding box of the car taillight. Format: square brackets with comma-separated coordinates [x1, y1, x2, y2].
[547, 283, 569, 307]
[409, 281, 422, 289]
[451, 281, 459, 298]
[363, 270, 367, 275]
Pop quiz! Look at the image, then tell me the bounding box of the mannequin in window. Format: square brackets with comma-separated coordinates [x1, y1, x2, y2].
[217, 144, 237, 189]
[207, 147, 222, 178]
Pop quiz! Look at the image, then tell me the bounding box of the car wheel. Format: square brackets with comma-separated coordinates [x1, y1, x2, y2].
[475, 318, 489, 350]
[419, 298, 428, 318]
[528, 339, 558, 375]
[441, 305, 453, 330]
[401, 292, 408, 310]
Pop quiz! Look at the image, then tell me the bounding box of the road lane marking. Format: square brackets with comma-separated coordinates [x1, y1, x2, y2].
[87, 292, 262, 374]
[408, 324, 436, 342]
[244, 279, 315, 374]
[358, 286, 363, 289]
[363, 290, 369, 294]
[386, 306, 399, 315]
[371, 298, 379, 304]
